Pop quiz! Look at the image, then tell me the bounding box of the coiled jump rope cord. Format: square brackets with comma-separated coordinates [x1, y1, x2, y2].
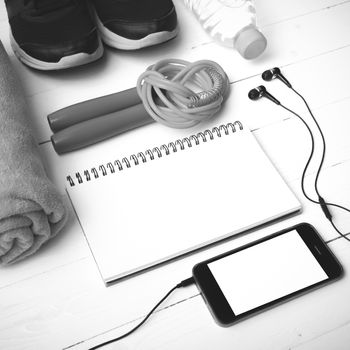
[136, 59, 230, 128]
[49, 59, 230, 154]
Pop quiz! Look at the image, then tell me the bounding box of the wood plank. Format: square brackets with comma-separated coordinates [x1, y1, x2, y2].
[0, 0, 350, 142]
[1, 2, 350, 350]
[39, 92, 350, 235]
[0, 154, 349, 349]
[38, 39, 350, 191]
[292, 322, 350, 350]
[5, 75, 348, 291]
[52, 238, 350, 350]
[256, 0, 350, 27]
[29, 38, 350, 145]
[3, 70, 349, 294]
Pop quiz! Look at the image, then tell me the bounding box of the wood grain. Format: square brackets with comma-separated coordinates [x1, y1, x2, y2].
[0, 0, 350, 349]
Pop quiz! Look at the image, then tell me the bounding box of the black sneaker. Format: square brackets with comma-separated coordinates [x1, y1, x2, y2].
[5, 0, 104, 70]
[91, 0, 178, 50]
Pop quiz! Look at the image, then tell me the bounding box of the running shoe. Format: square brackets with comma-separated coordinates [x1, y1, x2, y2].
[91, 0, 178, 50]
[5, 0, 103, 70]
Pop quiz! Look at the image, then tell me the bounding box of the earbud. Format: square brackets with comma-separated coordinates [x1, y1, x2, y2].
[248, 85, 280, 105]
[262, 67, 292, 88]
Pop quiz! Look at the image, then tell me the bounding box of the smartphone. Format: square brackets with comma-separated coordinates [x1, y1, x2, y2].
[192, 223, 343, 326]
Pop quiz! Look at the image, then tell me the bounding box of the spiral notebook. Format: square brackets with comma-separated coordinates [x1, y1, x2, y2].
[66, 121, 301, 285]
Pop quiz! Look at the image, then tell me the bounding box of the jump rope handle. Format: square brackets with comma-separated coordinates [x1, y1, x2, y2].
[51, 104, 153, 154]
[48, 87, 142, 133]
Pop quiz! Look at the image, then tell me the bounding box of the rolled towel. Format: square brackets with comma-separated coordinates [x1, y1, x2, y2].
[0, 41, 68, 265]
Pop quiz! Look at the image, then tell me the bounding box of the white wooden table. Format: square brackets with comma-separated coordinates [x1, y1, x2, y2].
[1, 1, 350, 349]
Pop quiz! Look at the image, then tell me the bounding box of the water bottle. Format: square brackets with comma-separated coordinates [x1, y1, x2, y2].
[183, 0, 267, 59]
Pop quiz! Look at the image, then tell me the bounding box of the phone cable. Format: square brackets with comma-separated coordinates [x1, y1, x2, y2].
[89, 277, 195, 349]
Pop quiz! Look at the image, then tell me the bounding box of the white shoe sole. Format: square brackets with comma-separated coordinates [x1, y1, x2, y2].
[10, 32, 104, 71]
[94, 14, 178, 50]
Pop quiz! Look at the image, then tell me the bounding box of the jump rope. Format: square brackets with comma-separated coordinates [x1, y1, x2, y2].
[65, 65, 348, 348]
[48, 59, 229, 153]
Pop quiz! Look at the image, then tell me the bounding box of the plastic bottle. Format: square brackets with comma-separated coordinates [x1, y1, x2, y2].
[183, 0, 267, 59]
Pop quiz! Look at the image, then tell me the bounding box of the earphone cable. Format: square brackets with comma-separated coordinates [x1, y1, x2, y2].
[279, 103, 350, 242]
[291, 88, 326, 199]
[329, 218, 350, 242]
[279, 103, 318, 204]
[291, 87, 350, 216]
[89, 277, 195, 349]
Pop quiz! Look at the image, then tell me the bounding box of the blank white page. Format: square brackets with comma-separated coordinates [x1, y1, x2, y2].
[66, 123, 301, 284]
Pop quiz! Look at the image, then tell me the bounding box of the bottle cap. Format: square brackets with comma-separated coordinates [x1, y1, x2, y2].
[235, 27, 267, 59]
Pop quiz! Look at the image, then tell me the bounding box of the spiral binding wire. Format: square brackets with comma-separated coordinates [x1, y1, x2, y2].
[66, 121, 243, 187]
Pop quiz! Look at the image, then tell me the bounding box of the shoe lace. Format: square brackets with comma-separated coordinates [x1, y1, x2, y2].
[24, 0, 73, 15]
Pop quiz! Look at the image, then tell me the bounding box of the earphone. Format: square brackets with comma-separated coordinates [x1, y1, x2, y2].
[249, 67, 350, 241]
[261, 67, 292, 88]
[248, 85, 280, 105]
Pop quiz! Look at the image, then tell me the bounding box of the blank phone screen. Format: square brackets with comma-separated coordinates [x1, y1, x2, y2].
[208, 230, 328, 315]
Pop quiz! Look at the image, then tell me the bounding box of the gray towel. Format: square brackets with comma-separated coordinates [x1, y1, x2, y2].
[0, 41, 68, 265]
